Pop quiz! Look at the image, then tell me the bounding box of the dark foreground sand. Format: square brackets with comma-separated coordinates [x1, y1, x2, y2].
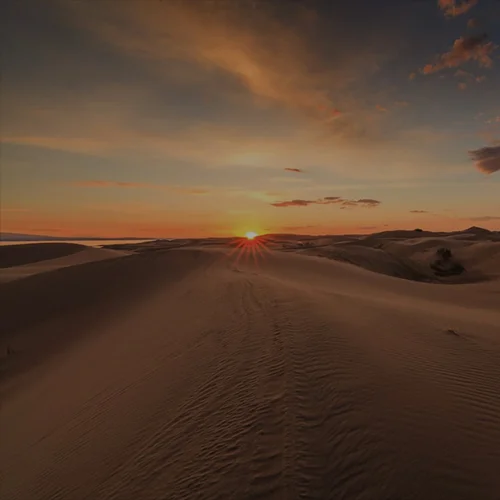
[1, 231, 500, 499]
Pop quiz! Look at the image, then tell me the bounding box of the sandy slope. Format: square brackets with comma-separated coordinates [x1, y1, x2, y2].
[1, 244, 500, 499]
[0, 242, 86, 268]
[0, 243, 130, 283]
[295, 230, 500, 283]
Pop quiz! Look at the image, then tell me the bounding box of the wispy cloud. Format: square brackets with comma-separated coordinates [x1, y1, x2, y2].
[421, 34, 495, 75]
[454, 69, 486, 83]
[469, 146, 500, 174]
[64, 3, 337, 122]
[73, 180, 150, 188]
[2, 136, 110, 155]
[468, 215, 500, 221]
[284, 168, 304, 173]
[70, 180, 209, 194]
[410, 210, 429, 213]
[61, 0, 407, 143]
[438, 0, 479, 17]
[0, 208, 31, 213]
[271, 196, 381, 208]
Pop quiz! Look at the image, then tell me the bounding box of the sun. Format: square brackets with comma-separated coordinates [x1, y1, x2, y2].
[245, 231, 258, 240]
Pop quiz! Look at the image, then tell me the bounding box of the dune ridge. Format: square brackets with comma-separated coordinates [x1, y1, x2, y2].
[1, 232, 500, 499]
[0, 243, 131, 283]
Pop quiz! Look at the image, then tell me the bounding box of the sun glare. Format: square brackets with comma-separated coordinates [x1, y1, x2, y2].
[245, 231, 258, 240]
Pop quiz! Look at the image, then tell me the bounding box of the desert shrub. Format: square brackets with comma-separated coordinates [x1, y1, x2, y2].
[436, 247, 452, 259]
[431, 247, 464, 276]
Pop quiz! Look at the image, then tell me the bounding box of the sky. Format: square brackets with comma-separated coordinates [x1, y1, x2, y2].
[1, 0, 500, 238]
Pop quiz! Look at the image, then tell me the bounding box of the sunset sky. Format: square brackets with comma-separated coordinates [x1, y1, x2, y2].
[2, 0, 500, 238]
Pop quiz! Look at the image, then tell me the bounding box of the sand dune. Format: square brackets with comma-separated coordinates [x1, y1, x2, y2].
[0, 243, 130, 283]
[295, 229, 500, 283]
[1, 234, 500, 499]
[0, 242, 86, 268]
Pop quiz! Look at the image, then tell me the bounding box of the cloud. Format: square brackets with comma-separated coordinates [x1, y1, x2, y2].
[421, 34, 495, 75]
[468, 216, 500, 221]
[410, 210, 429, 213]
[355, 198, 381, 207]
[376, 104, 388, 112]
[61, 0, 411, 143]
[271, 196, 381, 208]
[454, 69, 486, 83]
[176, 187, 210, 195]
[281, 225, 316, 231]
[271, 199, 314, 207]
[438, 0, 478, 17]
[63, 2, 339, 122]
[2, 136, 110, 155]
[409, 72, 417, 80]
[458, 82, 467, 90]
[284, 168, 304, 173]
[467, 18, 479, 29]
[469, 145, 500, 173]
[70, 180, 209, 194]
[72, 180, 147, 188]
[0, 208, 31, 213]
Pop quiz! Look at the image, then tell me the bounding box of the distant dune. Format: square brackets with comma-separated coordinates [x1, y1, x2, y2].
[0, 243, 130, 283]
[1, 230, 500, 499]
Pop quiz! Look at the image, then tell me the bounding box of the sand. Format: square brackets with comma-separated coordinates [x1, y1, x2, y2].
[1, 230, 500, 499]
[0, 243, 131, 283]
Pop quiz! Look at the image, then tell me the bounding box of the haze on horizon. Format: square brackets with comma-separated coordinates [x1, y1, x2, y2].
[1, 0, 500, 238]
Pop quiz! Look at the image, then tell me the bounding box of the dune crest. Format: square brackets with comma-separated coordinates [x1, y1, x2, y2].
[0, 243, 130, 283]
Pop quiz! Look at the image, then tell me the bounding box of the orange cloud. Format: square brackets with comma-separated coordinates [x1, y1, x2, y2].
[410, 210, 429, 214]
[64, 2, 335, 120]
[422, 34, 495, 74]
[438, 0, 478, 17]
[454, 69, 486, 83]
[72, 180, 146, 188]
[458, 82, 467, 90]
[0, 208, 31, 213]
[61, 1, 398, 142]
[284, 168, 303, 173]
[70, 180, 209, 194]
